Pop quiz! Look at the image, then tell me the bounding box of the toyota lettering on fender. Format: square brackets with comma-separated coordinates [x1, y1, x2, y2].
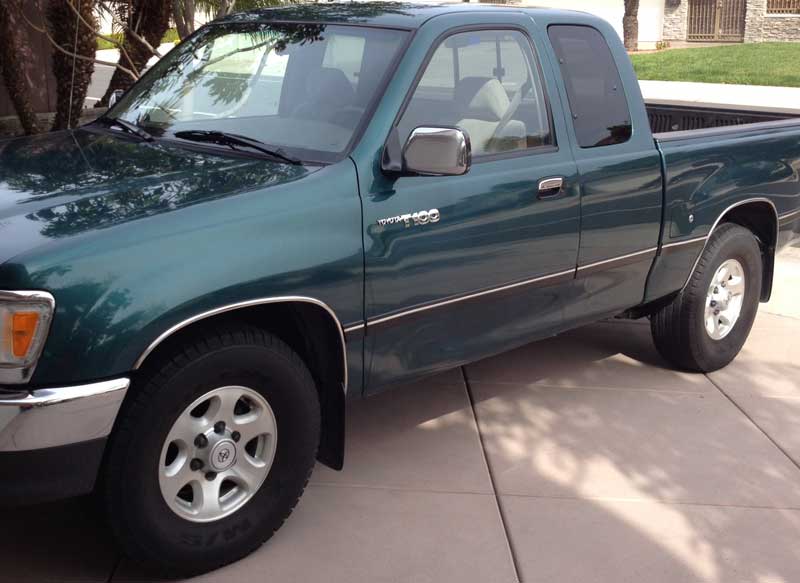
[376, 209, 441, 228]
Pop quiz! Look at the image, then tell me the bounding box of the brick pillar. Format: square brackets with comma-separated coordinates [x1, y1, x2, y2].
[663, 0, 689, 41]
[745, 0, 767, 42]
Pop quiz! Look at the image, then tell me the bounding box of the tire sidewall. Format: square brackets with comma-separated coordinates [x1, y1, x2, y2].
[109, 341, 319, 572]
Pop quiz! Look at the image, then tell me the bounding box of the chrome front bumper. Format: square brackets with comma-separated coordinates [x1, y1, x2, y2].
[0, 378, 129, 452]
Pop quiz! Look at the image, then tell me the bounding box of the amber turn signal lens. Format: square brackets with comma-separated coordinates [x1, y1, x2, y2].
[11, 312, 40, 358]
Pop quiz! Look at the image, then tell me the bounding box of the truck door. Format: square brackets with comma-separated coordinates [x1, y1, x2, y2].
[546, 23, 664, 324]
[357, 21, 581, 391]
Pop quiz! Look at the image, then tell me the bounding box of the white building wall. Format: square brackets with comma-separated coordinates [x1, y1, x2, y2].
[491, 0, 666, 49]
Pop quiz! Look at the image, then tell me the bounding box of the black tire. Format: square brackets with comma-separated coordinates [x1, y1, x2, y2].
[102, 325, 320, 576]
[651, 223, 762, 372]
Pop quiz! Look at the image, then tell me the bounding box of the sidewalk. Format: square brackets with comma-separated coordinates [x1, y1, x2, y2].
[640, 79, 800, 114]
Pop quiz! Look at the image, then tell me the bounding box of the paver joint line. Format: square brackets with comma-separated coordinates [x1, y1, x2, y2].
[706, 374, 800, 475]
[461, 366, 523, 583]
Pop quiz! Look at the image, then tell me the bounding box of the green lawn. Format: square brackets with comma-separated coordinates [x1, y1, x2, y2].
[630, 43, 800, 88]
[97, 28, 180, 51]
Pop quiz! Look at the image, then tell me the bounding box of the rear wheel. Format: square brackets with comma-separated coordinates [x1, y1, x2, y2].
[102, 326, 320, 575]
[651, 223, 762, 372]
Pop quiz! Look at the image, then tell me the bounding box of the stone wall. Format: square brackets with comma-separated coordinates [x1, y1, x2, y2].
[663, 0, 800, 43]
[746, 0, 800, 42]
[663, 0, 689, 40]
[760, 16, 800, 41]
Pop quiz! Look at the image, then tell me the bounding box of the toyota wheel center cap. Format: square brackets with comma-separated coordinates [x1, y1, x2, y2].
[209, 439, 237, 471]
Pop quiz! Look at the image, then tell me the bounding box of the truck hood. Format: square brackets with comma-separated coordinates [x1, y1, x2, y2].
[0, 128, 314, 265]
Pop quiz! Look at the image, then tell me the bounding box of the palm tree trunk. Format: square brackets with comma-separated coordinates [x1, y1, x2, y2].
[173, 0, 195, 40]
[216, 0, 237, 17]
[623, 0, 640, 52]
[98, 0, 171, 106]
[48, 0, 97, 130]
[0, 0, 42, 134]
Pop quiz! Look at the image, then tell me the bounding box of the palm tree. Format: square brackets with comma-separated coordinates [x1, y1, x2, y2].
[47, 0, 98, 130]
[623, 0, 640, 51]
[172, 0, 196, 40]
[0, 0, 42, 134]
[173, 0, 291, 40]
[97, 0, 172, 106]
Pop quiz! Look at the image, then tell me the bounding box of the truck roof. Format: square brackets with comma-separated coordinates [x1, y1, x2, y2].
[216, 2, 591, 30]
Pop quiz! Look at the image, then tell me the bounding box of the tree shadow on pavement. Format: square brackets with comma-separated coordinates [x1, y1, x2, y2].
[3, 316, 799, 583]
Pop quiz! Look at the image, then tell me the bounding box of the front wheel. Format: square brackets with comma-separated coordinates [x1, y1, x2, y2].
[102, 326, 320, 575]
[651, 223, 762, 372]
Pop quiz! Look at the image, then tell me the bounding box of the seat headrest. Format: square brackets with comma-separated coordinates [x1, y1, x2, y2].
[455, 77, 510, 121]
[306, 68, 355, 107]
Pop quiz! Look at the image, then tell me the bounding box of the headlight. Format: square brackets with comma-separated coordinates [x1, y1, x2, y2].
[0, 291, 55, 384]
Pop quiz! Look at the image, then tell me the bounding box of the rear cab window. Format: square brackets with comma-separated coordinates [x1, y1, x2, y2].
[547, 25, 632, 148]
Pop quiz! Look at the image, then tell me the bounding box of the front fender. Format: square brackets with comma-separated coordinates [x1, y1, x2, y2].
[0, 161, 363, 387]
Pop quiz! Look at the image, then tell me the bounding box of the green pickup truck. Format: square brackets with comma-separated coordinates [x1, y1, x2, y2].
[1, 2, 799, 574]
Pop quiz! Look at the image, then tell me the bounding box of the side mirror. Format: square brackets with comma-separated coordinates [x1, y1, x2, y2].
[108, 89, 124, 108]
[383, 126, 471, 177]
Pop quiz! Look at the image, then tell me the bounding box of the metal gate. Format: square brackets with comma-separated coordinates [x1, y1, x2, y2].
[687, 0, 747, 42]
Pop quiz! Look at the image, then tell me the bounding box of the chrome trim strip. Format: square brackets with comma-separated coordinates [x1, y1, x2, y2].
[133, 297, 349, 394]
[779, 208, 800, 225]
[0, 378, 129, 451]
[368, 268, 576, 327]
[655, 117, 800, 143]
[0, 290, 56, 385]
[680, 198, 779, 292]
[343, 323, 366, 334]
[0, 290, 55, 305]
[660, 235, 708, 250]
[576, 247, 659, 274]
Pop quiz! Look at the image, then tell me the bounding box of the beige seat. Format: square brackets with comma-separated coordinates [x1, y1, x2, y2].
[455, 77, 526, 155]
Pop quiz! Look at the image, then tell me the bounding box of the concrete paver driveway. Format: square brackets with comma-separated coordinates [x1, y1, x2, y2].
[3, 248, 799, 583]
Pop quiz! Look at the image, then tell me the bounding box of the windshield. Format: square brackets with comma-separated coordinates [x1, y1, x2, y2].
[107, 23, 408, 163]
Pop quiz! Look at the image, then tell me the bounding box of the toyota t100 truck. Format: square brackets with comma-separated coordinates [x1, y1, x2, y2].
[1, 2, 799, 575]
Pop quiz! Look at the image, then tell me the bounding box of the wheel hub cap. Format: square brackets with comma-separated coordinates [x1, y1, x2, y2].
[158, 385, 278, 523]
[208, 439, 237, 472]
[704, 258, 745, 341]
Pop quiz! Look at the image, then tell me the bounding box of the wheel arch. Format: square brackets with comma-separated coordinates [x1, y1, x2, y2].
[131, 297, 347, 470]
[686, 198, 778, 302]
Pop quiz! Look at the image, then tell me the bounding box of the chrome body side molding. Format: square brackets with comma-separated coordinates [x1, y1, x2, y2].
[576, 247, 659, 277]
[133, 297, 349, 394]
[343, 323, 366, 334]
[779, 207, 800, 226]
[367, 268, 576, 327]
[660, 235, 708, 252]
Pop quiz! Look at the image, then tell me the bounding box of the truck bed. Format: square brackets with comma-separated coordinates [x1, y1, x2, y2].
[646, 102, 800, 136]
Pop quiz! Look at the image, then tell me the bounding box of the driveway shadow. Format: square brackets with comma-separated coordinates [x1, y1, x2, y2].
[3, 317, 799, 583]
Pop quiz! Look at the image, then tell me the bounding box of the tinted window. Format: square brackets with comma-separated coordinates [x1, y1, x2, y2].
[398, 30, 552, 157]
[548, 25, 632, 148]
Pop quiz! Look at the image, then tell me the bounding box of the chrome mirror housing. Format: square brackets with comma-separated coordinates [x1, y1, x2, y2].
[401, 126, 471, 176]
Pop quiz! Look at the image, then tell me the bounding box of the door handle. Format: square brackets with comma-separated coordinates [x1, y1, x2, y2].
[538, 177, 565, 199]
